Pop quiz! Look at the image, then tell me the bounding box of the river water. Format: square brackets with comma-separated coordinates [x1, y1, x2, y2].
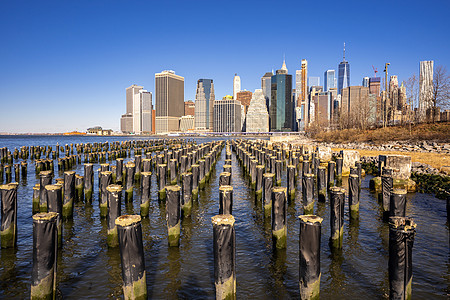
[0, 135, 448, 299]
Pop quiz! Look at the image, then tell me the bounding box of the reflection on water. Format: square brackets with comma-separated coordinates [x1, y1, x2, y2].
[0, 135, 448, 299]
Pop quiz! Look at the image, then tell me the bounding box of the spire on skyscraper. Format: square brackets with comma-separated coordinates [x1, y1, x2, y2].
[281, 58, 288, 73]
[343, 42, 346, 62]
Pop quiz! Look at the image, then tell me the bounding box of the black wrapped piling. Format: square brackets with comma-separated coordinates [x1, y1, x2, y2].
[31, 212, 58, 300]
[219, 185, 233, 215]
[390, 189, 407, 218]
[275, 160, 282, 186]
[157, 164, 167, 200]
[255, 165, 264, 200]
[45, 184, 63, 247]
[191, 164, 199, 200]
[39, 171, 53, 212]
[106, 185, 122, 247]
[32, 184, 40, 214]
[116, 158, 124, 184]
[348, 174, 360, 219]
[317, 166, 327, 202]
[389, 217, 416, 300]
[134, 155, 142, 181]
[299, 215, 323, 300]
[330, 187, 345, 249]
[1, 183, 18, 248]
[335, 157, 343, 184]
[75, 174, 84, 201]
[302, 174, 314, 214]
[99, 171, 112, 218]
[302, 160, 310, 177]
[115, 215, 147, 300]
[14, 163, 19, 182]
[169, 159, 177, 185]
[84, 163, 94, 202]
[5, 164, 11, 183]
[181, 172, 192, 218]
[272, 187, 287, 249]
[219, 172, 231, 187]
[199, 159, 206, 189]
[165, 185, 181, 247]
[124, 162, 135, 202]
[212, 214, 236, 300]
[287, 165, 296, 200]
[223, 164, 232, 174]
[142, 158, 151, 173]
[140, 172, 151, 218]
[21, 161, 27, 178]
[263, 173, 275, 218]
[381, 175, 394, 218]
[63, 171, 75, 219]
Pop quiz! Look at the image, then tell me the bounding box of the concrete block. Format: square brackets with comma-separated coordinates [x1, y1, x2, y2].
[378, 155, 411, 180]
[316, 146, 332, 161]
[340, 150, 360, 176]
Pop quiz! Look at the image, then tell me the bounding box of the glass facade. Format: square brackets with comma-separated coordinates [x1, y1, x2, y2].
[338, 61, 350, 94]
[324, 70, 336, 92]
[194, 79, 215, 130]
[270, 73, 293, 131]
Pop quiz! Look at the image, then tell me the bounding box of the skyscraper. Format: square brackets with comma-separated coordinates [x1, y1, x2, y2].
[308, 77, 320, 88]
[194, 79, 215, 131]
[246, 89, 269, 132]
[236, 90, 252, 114]
[155, 70, 184, 134]
[419, 60, 434, 122]
[338, 43, 350, 94]
[270, 60, 293, 131]
[233, 74, 241, 100]
[324, 70, 336, 92]
[120, 84, 152, 134]
[261, 72, 273, 112]
[362, 77, 370, 87]
[213, 97, 242, 132]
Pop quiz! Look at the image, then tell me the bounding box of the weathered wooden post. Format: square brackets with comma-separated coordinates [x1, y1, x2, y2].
[32, 184, 40, 214]
[219, 172, 231, 187]
[348, 174, 360, 219]
[317, 166, 327, 202]
[255, 165, 264, 200]
[302, 174, 314, 214]
[165, 185, 181, 247]
[219, 185, 233, 215]
[45, 184, 63, 248]
[84, 163, 94, 202]
[140, 172, 151, 218]
[330, 187, 345, 249]
[263, 173, 274, 218]
[75, 174, 84, 201]
[0, 183, 18, 248]
[157, 164, 167, 200]
[390, 189, 407, 218]
[381, 174, 394, 219]
[106, 185, 122, 247]
[39, 171, 53, 212]
[272, 187, 287, 249]
[191, 164, 199, 200]
[181, 172, 193, 218]
[63, 171, 75, 219]
[99, 171, 112, 218]
[124, 162, 135, 202]
[287, 165, 296, 200]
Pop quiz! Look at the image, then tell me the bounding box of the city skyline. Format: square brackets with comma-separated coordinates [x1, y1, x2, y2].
[1, 0, 449, 132]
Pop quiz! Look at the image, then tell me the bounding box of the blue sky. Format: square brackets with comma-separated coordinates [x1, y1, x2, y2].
[0, 0, 449, 133]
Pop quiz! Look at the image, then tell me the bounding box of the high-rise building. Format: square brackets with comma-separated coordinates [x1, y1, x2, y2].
[324, 70, 336, 92]
[261, 72, 273, 112]
[362, 77, 370, 87]
[308, 77, 320, 88]
[184, 100, 195, 116]
[369, 77, 381, 96]
[120, 84, 152, 134]
[338, 43, 350, 94]
[233, 74, 241, 100]
[419, 60, 434, 122]
[213, 97, 242, 132]
[180, 115, 194, 132]
[270, 60, 293, 131]
[246, 89, 269, 132]
[236, 90, 252, 115]
[194, 79, 215, 131]
[295, 59, 308, 131]
[155, 70, 184, 134]
[341, 86, 375, 128]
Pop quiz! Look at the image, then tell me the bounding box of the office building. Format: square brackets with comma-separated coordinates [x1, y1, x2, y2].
[179, 115, 194, 132]
[213, 97, 242, 132]
[184, 100, 195, 116]
[155, 70, 184, 134]
[246, 89, 269, 132]
[233, 74, 241, 100]
[418, 60, 434, 122]
[270, 60, 293, 131]
[120, 84, 152, 134]
[338, 43, 350, 94]
[141, 90, 152, 133]
[261, 72, 273, 112]
[324, 70, 337, 92]
[362, 77, 370, 87]
[236, 90, 252, 115]
[369, 77, 381, 96]
[341, 86, 374, 128]
[308, 77, 320, 88]
[194, 79, 215, 131]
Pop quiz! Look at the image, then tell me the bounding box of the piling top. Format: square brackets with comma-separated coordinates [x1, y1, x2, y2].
[0, 183, 18, 190]
[191, 164, 199, 168]
[56, 178, 64, 183]
[100, 163, 110, 167]
[116, 158, 124, 161]
[165, 185, 181, 192]
[287, 164, 295, 168]
[115, 215, 142, 227]
[106, 184, 123, 193]
[181, 172, 192, 177]
[349, 174, 359, 178]
[211, 214, 235, 226]
[304, 173, 314, 178]
[33, 184, 40, 190]
[220, 172, 231, 177]
[256, 165, 265, 169]
[33, 212, 58, 221]
[330, 186, 345, 194]
[84, 163, 93, 166]
[100, 171, 113, 176]
[125, 162, 135, 168]
[263, 173, 275, 178]
[392, 188, 407, 195]
[45, 184, 62, 191]
[141, 171, 152, 176]
[75, 174, 83, 179]
[219, 185, 233, 192]
[299, 214, 323, 224]
[389, 216, 416, 230]
[142, 158, 151, 162]
[272, 186, 287, 193]
[39, 170, 52, 177]
[318, 166, 326, 170]
[170, 158, 177, 162]
[158, 163, 167, 168]
[64, 171, 76, 175]
[223, 164, 232, 169]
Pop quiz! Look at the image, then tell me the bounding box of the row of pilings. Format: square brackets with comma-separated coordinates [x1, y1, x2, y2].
[231, 139, 416, 300]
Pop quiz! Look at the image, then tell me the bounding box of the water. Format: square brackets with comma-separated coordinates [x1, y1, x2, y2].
[0, 135, 448, 299]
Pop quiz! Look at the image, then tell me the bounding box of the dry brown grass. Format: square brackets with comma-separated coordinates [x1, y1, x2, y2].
[314, 122, 450, 144]
[331, 148, 450, 170]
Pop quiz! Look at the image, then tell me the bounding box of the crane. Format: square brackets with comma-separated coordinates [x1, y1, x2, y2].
[372, 65, 378, 77]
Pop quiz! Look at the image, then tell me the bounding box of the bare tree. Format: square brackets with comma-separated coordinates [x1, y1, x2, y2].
[405, 74, 418, 134]
[433, 65, 450, 111]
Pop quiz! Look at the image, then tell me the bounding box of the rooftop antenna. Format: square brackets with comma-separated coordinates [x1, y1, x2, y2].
[343, 42, 346, 61]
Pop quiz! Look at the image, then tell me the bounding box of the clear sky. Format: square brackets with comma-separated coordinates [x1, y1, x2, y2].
[1, 0, 449, 133]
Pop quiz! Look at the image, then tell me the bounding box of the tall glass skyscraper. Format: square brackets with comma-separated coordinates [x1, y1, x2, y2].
[324, 70, 336, 91]
[338, 61, 350, 94]
[270, 61, 293, 131]
[194, 79, 215, 130]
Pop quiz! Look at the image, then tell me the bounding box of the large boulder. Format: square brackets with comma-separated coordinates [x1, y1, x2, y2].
[340, 150, 360, 176]
[378, 155, 411, 180]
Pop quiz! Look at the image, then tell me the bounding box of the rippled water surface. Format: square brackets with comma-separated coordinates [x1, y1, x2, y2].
[0, 135, 448, 299]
